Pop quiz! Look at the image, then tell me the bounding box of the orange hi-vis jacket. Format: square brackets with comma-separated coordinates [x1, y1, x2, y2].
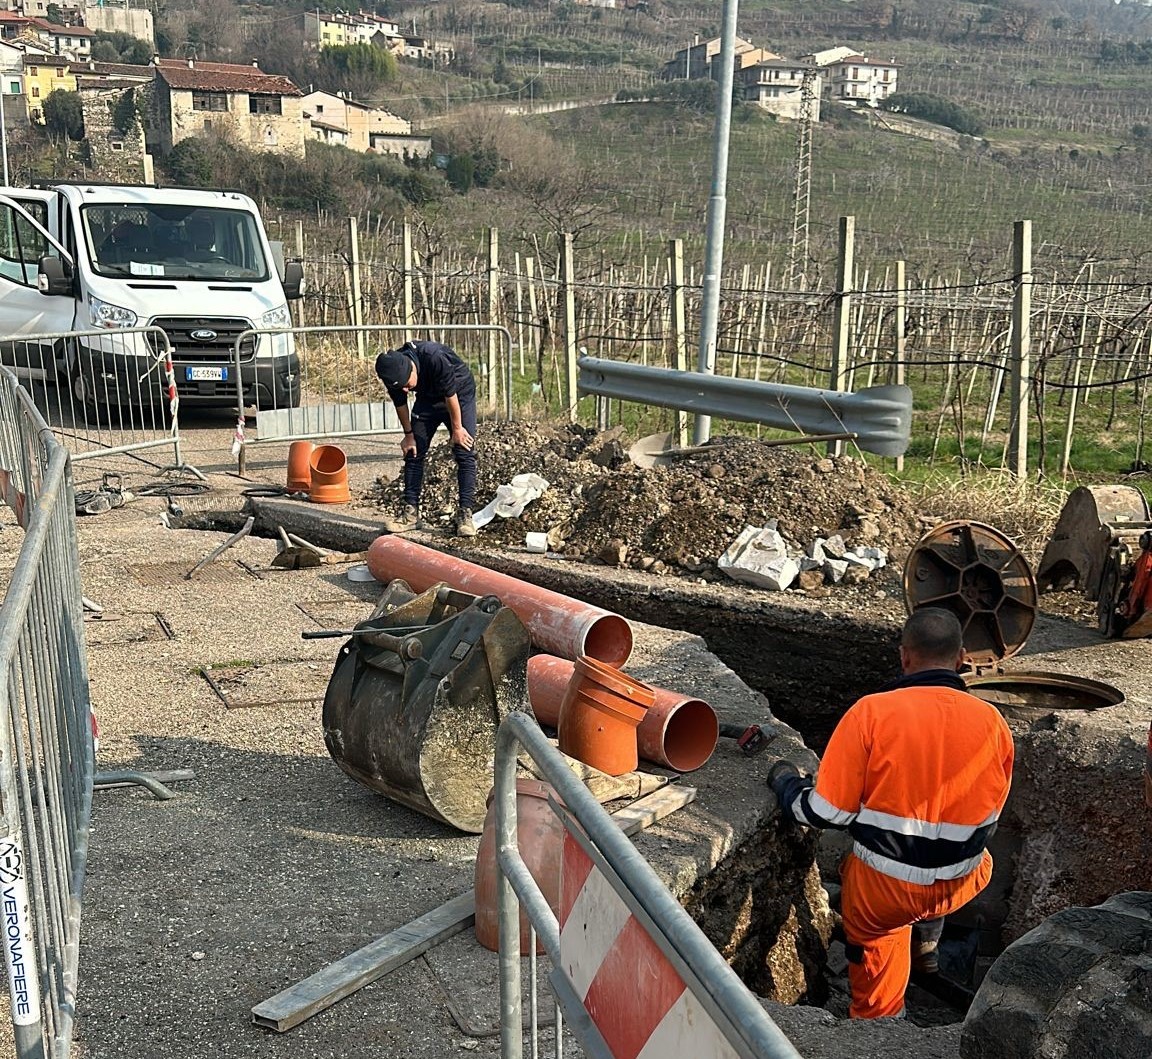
[784, 676, 1014, 886]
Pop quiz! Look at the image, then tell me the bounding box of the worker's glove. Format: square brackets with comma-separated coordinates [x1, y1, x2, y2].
[766, 759, 802, 801]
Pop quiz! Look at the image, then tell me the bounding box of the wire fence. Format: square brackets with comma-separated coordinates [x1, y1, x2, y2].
[0, 366, 94, 1059]
[254, 214, 1152, 476]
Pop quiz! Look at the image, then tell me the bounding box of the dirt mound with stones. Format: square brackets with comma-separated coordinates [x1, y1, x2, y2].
[368, 423, 929, 584]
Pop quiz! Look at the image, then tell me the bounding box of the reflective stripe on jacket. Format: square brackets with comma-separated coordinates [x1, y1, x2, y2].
[786, 682, 1014, 886]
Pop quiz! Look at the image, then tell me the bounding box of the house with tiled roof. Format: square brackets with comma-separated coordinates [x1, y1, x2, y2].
[0, 12, 93, 57]
[151, 57, 306, 157]
[300, 89, 429, 157]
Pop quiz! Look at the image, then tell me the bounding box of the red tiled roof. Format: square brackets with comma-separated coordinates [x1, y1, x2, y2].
[155, 59, 301, 96]
[79, 60, 153, 77]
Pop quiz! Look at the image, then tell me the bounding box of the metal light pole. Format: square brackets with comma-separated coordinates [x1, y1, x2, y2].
[692, 0, 739, 445]
[0, 81, 9, 187]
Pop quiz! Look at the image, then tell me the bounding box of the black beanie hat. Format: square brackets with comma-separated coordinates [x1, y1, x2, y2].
[375, 348, 413, 388]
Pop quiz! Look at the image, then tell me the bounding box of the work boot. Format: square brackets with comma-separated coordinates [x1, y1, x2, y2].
[912, 941, 939, 975]
[454, 507, 477, 537]
[382, 503, 420, 533]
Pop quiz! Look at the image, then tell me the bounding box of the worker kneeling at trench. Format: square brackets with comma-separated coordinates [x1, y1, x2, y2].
[768, 607, 1014, 1020]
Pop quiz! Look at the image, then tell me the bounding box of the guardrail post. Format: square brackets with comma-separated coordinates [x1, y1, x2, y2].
[829, 215, 855, 456]
[1009, 219, 1032, 478]
[561, 232, 578, 422]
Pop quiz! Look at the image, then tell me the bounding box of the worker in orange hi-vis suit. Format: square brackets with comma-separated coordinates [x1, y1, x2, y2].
[768, 607, 1014, 1019]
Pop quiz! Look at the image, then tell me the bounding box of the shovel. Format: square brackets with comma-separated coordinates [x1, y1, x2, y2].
[271, 527, 366, 570]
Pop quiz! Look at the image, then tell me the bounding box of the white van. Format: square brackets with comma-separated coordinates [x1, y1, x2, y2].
[0, 182, 304, 410]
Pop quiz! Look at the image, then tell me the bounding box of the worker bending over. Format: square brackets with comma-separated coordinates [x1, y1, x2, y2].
[768, 607, 1014, 1019]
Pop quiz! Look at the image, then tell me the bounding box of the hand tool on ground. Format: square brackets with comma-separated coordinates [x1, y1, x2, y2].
[185, 515, 255, 580]
[718, 721, 777, 756]
[272, 525, 366, 570]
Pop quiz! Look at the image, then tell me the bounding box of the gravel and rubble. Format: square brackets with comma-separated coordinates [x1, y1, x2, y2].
[368, 423, 928, 586]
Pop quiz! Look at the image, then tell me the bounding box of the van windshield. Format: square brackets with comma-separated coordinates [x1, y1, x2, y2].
[82, 204, 270, 281]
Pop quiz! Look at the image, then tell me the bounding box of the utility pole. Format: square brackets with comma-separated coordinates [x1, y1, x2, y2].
[785, 66, 817, 291]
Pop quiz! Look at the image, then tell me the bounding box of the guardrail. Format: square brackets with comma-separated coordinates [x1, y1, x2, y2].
[576, 356, 913, 458]
[493, 711, 803, 1059]
[0, 327, 188, 470]
[230, 324, 515, 473]
[0, 367, 94, 1059]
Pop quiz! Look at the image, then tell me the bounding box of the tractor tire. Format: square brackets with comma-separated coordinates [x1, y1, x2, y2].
[960, 891, 1152, 1059]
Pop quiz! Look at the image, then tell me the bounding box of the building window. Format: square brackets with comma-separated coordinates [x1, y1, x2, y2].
[852, 67, 859, 79]
[8, 81, 18, 93]
[29, 66, 37, 76]
[882, 69, 890, 82]
[249, 95, 282, 115]
[192, 91, 228, 112]
[31, 86, 39, 98]
[54, 68, 63, 77]
[111, 140, 123, 152]
[315, 104, 323, 113]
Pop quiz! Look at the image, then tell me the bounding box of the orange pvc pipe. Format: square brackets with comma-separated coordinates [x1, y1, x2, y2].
[527, 654, 718, 772]
[366, 536, 634, 666]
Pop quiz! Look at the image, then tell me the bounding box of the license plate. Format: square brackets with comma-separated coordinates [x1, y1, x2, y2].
[185, 366, 227, 382]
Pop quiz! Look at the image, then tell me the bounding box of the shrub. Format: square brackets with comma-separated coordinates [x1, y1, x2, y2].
[881, 91, 985, 136]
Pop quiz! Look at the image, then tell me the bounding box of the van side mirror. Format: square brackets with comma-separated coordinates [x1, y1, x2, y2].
[282, 260, 305, 301]
[37, 256, 72, 297]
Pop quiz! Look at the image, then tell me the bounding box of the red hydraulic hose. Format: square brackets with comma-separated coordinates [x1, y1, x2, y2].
[366, 535, 634, 666]
[527, 654, 718, 772]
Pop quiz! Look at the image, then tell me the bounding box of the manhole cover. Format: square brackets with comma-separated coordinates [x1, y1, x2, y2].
[129, 560, 261, 586]
[199, 660, 332, 709]
[295, 599, 376, 629]
[84, 611, 174, 646]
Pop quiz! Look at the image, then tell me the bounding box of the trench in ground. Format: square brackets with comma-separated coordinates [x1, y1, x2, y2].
[170, 512, 1103, 1025]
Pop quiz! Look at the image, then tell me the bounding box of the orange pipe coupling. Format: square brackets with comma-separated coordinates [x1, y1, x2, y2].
[527, 654, 718, 772]
[366, 536, 634, 666]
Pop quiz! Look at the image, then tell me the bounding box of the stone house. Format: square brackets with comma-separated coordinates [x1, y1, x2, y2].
[74, 59, 152, 178]
[152, 58, 305, 158]
[662, 35, 761, 81]
[301, 90, 406, 151]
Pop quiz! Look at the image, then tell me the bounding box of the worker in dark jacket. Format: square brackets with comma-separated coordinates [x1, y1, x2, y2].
[768, 608, 1014, 1019]
[375, 340, 478, 537]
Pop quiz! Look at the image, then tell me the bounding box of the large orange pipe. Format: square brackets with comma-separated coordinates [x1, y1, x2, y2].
[527, 654, 718, 772]
[367, 536, 634, 666]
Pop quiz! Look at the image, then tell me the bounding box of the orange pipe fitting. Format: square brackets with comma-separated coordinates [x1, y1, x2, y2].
[366, 536, 633, 665]
[309, 444, 352, 504]
[527, 654, 719, 772]
[286, 440, 314, 493]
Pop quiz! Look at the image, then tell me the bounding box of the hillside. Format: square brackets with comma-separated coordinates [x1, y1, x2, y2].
[125, 0, 1152, 278]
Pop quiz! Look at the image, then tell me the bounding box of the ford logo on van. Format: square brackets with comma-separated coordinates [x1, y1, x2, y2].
[190, 329, 218, 342]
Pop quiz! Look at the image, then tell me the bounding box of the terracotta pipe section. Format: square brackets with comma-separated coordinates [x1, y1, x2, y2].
[366, 536, 634, 666]
[527, 654, 718, 773]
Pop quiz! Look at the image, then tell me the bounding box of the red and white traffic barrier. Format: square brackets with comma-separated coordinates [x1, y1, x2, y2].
[558, 831, 739, 1059]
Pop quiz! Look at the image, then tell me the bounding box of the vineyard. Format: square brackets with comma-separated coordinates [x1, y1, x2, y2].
[268, 209, 1152, 483]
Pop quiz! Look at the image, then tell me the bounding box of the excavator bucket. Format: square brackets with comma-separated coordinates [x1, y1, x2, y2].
[1036, 485, 1151, 600]
[321, 581, 531, 833]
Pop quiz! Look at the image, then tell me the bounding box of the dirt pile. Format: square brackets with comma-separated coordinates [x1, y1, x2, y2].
[369, 423, 929, 583]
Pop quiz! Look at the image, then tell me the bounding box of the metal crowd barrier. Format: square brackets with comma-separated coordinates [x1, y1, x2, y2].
[0, 367, 94, 1059]
[494, 712, 803, 1059]
[0, 327, 187, 470]
[230, 324, 515, 474]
